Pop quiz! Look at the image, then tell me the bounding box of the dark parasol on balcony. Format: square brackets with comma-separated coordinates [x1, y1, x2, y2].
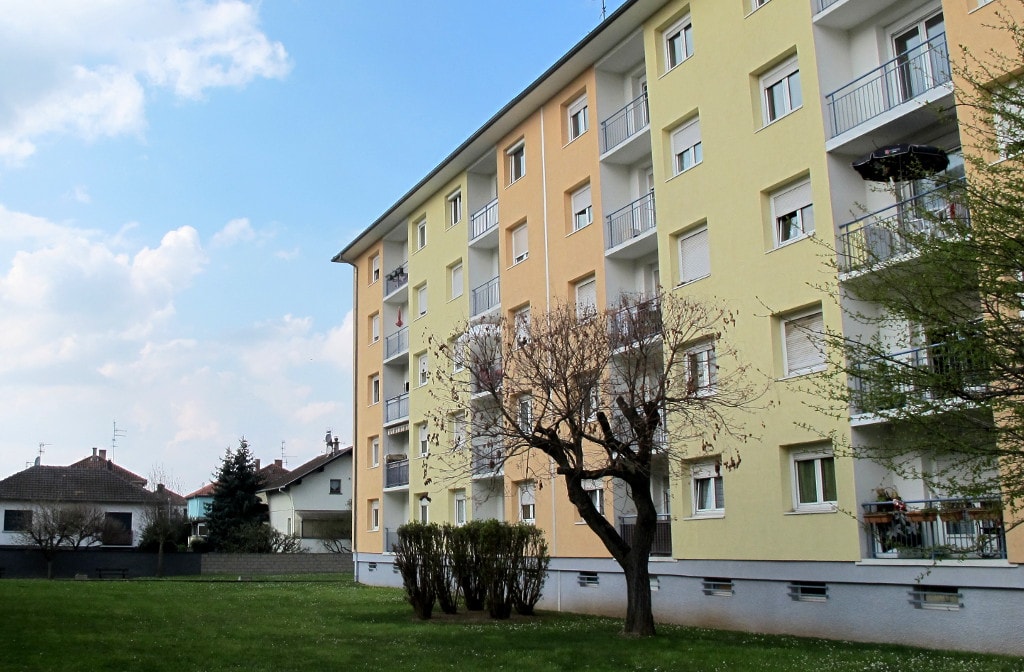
[852, 143, 949, 182]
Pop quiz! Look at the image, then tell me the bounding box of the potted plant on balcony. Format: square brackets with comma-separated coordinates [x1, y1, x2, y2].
[905, 506, 939, 523]
[968, 499, 1003, 521]
[863, 487, 901, 524]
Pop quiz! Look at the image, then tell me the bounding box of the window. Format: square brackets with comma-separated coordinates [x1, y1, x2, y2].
[686, 340, 716, 395]
[370, 313, 380, 343]
[511, 224, 528, 264]
[910, 586, 962, 610]
[519, 481, 536, 523]
[450, 412, 466, 450]
[571, 184, 593, 231]
[507, 141, 525, 184]
[575, 276, 597, 319]
[791, 447, 837, 511]
[583, 478, 605, 515]
[416, 352, 429, 387]
[102, 512, 133, 545]
[329, 479, 342, 495]
[750, 0, 770, 10]
[416, 218, 427, 250]
[517, 395, 533, 434]
[772, 178, 814, 245]
[454, 490, 467, 526]
[568, 95, 589, 140]
[702, 578, 734, 597]
[514, 305, 531, 347]
[578, 571, 600, 587]
[994, 81, 1023, 159]
[671, 118, 702, 175]
[418, 495, 429, 524]
[447, 190, 462, 227]
[370, 254, 381, 284]
[664, 15, 693, 71]
[692, 462, 724, 516]
[3, 509, 31, 532]
[416, 284, 427, 317]
[678, 225, 710, 284]
[370, 374, 380, 405]
[369, 499, 380, 531]
[782, 309, 825, 376]
[449, 263, 463, 299]
[370, 436, 380, 467]
[761, 57, 802, 124]
[450, 336, 465, 372]
[788, 581, 828, 602]
[579, 375, 600, 422]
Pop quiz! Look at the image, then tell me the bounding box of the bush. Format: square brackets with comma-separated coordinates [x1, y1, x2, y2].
[449, 521, 487, 611]
[511, 523, 549, 615]
[393, 522, 438, 619]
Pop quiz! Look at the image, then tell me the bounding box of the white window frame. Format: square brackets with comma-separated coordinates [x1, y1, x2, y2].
[790, 446, 837, 513]
[370, 375, 380, 405]
[450, 262, 463, 299]
[369, 499, 380, 531]
[571, 184, 593, 231]
[685, 340, 717, 396]
[664, 15, 693, 71]
[447, 190, 462, 227]
[418, 495, 429, 524]
[517, 395, 533, 434]
[671, 118, 702, 176]
[751, 0, 770, 11]
[691, 461, 724, 517]
[450, 411, 466, 450]
[994, 81, 1023, 160]
[418, 422, 429, 457]
[782, 309, 825, 377]
[519, 481, 536, 524]
[416, 284, 428, 317]
[514, 305, 531, 347]
[771, 178, 814, 246]
[761, 57, 802, 126]
[575, 276, 597, 319]
[450, 336, 465, 372]
[583, 478, 605, 516]
[511, 224, 529, 264]
[370, 313, 380, 343]
[416, 352, 429, 387]
[370, 436, 380, 468]
[454, 490, 468, 526]
[678, 225, 710, 284]
[370, 254, 381, 284]
[415, 218, 427, 250]
[568, 95, 589, 141]
[507, 141, 526, 184]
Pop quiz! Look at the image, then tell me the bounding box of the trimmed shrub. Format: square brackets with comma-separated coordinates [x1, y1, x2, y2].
[393, 522, 438, 619]
[511, 523, 550, 615]
[449, 521, 487, 611]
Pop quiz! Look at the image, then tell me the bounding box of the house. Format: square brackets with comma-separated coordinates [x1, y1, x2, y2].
[333, 0, 1024, 655]
[185, 458, 291, 540]
[258, 435, 353, 552]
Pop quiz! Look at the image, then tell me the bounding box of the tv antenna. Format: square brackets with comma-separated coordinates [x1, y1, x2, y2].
[28, 442, 49, 468]
[280, 440, 295, 465]
[111, 421, 126, 460]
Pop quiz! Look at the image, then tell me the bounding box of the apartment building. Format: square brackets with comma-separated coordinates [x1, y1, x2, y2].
[334, 0, 1024, 654]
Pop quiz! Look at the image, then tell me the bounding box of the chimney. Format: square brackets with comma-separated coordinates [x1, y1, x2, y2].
[255, 459, 261, 471]
[157, 483, 165, 493]
[92, 447, 98, 458]
[98, 449, 107, 460]
[274, 459, 283, 468]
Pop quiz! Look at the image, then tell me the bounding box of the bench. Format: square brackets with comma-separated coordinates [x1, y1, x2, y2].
[95, 567, 128, 579]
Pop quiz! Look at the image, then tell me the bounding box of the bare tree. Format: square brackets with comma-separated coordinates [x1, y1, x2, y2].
[142, 466, 188, 577]
[426, 293, 764, 636]
[17, 503, 105, 579]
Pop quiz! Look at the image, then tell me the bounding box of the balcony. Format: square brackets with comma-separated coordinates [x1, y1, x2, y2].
[471, 276, 500, 316]
[471, 365, 502, 396]
[471, 442, 504, 477]
[837, 183, 968, 275]
[385, 458, 410, 488]
[606, 192, 656, 253]
[601, 93, 649, 154]
[609, 297, 662, 349]
[826, 32, 950, 139]
[384, 326, 409, 361]
[384, 262, 409, 297]
[384, 392, 409, 424]
[862, 497, 1005, 560]
[469, 199, 498, 242]
[618, 514, 672, 556]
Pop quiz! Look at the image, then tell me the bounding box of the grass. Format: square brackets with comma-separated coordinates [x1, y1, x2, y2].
[0, 575, 1020, 672]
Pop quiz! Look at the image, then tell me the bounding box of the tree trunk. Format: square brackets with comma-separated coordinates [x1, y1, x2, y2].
[622, 550, 655, 636]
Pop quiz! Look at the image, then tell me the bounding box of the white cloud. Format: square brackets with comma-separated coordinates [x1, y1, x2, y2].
[211, 217, 255, 248]
[0, 0, 291, 162]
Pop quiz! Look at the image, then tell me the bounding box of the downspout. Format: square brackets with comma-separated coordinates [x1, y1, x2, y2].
[539, 105, 558, 561]
[350, 265, 361, 584]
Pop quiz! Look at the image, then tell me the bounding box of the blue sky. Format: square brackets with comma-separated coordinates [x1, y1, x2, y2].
[0, 0, 626, 492]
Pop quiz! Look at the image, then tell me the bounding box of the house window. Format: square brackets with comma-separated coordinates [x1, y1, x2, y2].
[454, 490, 467, 526]
[416, 284, 428, 317]
[686, 340, 716, 395]
[507, 141, 526, 184]
[450, 412, 466, 450]
[517, 395, 533, 434]
[568, 95, 589, 141]
[417, 352, 429, 387]
[910, 585, 963, 610]
[450, 263, 463, 299]
[370, 313, 380, 343]
[3, 509, 31, 532]
[511, 224, 528, 264]
[994, 81, 1023, 159]
[329, 479, 342, 495]
[370, 436, 380, 467]
[788, 581, 828, 602]
[418, 422, 429, 457]
[692, 462, 724, 516]
[415, 218, 427, 250]
[370, 375, 380, 405]
[583, 478, 605, 515]
[571, 184, 593, 231]
[369, 500, 380, 531]
[102, 512, 133, 546]
[791, 446, 837, 511]
[450, 336, 465, 372]
[664, 15, 694, 71]
[514, 305, 531, 347]
[772, 178, 814, 245]
[447, 190, 462, 227]
[782, 309, 825, 376]
[702, 578, 734, 596]
[418, 495, 429, 524]
[519, 481, 536, 523]
[751, 0, 770, 10]
[678, 225, 710, 284]
[370, 254, 381, 284]
[761, 57, 802, 125]
[671, 118, 702, 175]
[575, 276, 597, 319]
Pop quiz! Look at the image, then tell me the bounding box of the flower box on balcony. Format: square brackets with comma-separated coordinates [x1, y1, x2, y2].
[968, 506, 1002, 521]
[863, 512, 893, 524]
[905, 508, 938, 523]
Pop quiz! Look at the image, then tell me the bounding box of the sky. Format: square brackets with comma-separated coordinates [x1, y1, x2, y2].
[0, 0, 627, 493]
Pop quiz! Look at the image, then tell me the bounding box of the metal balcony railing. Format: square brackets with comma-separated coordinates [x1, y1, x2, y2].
[471, 276, 500, 316]
[470, 199, 498, 240]
[600, 92, 649, 153]
[609, 296, 662, 348]
[618, 514, 673, 556]
[471, 443, 504, 476]
[385, 458, 410, 488]
[384, 327, 409, 360]
[827, 32, 950, 137]
[606, 192, 656, 250]
[862, 496, 1005, 559]
[384, 392, 409, 423]
[385, 262, 409, 296]
[837, 182, 968, 274]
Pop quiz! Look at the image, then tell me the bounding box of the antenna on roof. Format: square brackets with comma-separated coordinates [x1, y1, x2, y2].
[280, 440, 295, 465]
[29, 442, 48, 468]
[112, 420, 126, 460]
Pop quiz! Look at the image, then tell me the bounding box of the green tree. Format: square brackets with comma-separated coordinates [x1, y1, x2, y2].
[205, 439, 269, 552]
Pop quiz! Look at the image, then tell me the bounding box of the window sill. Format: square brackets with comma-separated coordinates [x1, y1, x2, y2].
[685, 512, 724, 520]
[667, 162, 702, 182]
[744, 0, 771, 18]
[770, 230, 815, 252]
[779, 365, 825, 381]
[567, 223, 592, 237]
[785, 505, 838, 515]
[676, 272, 710, 288]
[507, 176, 525, 188]
[510, 256, 529, 268]
[759, 105, 802, 131]
[564, 130, 588, 148]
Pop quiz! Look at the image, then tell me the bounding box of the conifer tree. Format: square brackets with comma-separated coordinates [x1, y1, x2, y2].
[205, 439, 268, 551]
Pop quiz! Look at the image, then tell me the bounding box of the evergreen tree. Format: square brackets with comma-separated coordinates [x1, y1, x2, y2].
[205, 439, 268, 552]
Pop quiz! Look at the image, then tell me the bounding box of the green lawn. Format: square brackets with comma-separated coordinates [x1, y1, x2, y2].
[0, 576, 1019, 672]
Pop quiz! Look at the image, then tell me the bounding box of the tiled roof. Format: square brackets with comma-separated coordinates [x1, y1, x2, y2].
[185, 482, 216, 499]
[69, 454, 148, 486]
[259, 447, 352, 492]
[0, 465, 161, 505]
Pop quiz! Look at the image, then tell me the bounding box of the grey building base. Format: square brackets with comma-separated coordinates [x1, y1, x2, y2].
[353, 553, 1024, 656]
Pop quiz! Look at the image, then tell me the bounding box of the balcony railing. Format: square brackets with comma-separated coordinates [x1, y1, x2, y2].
[384, 327, 409, 360]
[837, 182, 968, 274]
[384, 392, 409, 423]
[472, 366, 502, 395]
[862, 497, 1005, 559]
[471, 276, 500, 316]
[470, 199, 498, 240]
[827, 32, 950, 137]
[814, 0, 841, 12]
[385, 458, 410, 488]
[609, 297, 662, 348]
[606, 192, 656, 250]
[471, 442, 504, 476]
[618, 514, 672, 556]
[385, 262, 409, 296]
[600, 92, 649, 153]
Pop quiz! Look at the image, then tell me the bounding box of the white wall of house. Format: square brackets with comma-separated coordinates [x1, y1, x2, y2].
[264, 453, 352, 552]
[0, 500, 152, 548]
